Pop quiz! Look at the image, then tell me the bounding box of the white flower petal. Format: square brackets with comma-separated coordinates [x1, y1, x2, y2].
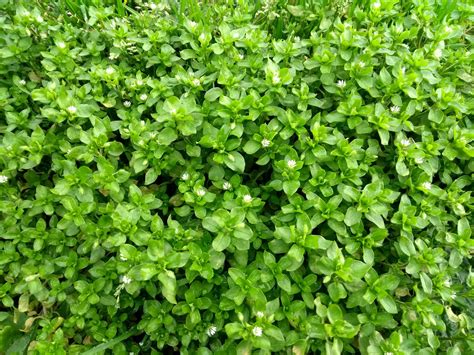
[287, 159, 297, 169]
[207, 325, 217, 336]
[243, 194, 253, 203]
[252, 326, 263, 337]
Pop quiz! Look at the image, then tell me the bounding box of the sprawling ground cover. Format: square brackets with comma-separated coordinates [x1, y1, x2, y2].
[0, 0, 473, 353]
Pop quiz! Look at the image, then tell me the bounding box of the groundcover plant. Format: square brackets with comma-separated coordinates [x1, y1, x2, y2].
[0, 0, 473, 353]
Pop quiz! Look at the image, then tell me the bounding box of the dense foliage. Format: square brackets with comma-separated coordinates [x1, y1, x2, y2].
[1, 0, 473, 354]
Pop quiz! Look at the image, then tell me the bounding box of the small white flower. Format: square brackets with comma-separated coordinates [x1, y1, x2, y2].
[422, 182, 432, 190]
[199, 33, 206, 42]
[222, 182, 232, 190]
[385, 352, 394, 355]
[181, 172, 190, 181]
[390, 105, 400, 113]
[105, 66, 115, 75]
[57, 42, 66, 49]
[401, 66, 406, 75]
[337, 80, 346, 88]
[415, 157, 424, 164]
[139, 94, 148, 101]
[109, 53, 119, 60]
[287, 159, 297, 169]
[256, 311, 264, 318]
[170, 108, 177, 115]
[67, 105, 77, 114]
[444, 278, 452, 287]
[261, 138, 271, 148]
[451, 291, 456, 299]
[400, 138, 411, 147]
[373, 2, 381, 9]
[358, 61, 365, 68]
[192, 78, 201, 86]
[272, 72, 280, 84]
[0, 175, 8, 184]
[149, 3, 157, 10]
[243, 194, 253, 203]
[445, 26, 452, 34]
[189, 21, 197, 29]
[119, 255, 127, 261]
[121, 275, 132, 284]
[136, 79, 144, 86]
[433, 48, 443, 59]
[207, 325, 217, 336]
[19, 79, 26, 85]
[123, 100, 131, 107]
[36, 16, 43, 22]
[196, 188, 206, 197]
[252, 326, 263, 337]
[239, 53, 244, 60]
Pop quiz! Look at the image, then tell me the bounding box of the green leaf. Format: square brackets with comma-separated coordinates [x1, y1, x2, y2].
[202, 217, 222, 233]
[420, 272, 433, 294]
[204, 87, 223, 102]
[53, 180, 70, 195]
[344, 207, 361, 226]
[265, 325, 285, 342]
[366, 211, 385, 228]
[378, 129, 389, 146]
[287, 244, 305, 263]
[276, 274, 292, 293]
[82, 328, 137, 355]
[158, 270, 177, 304]
[209, 165, 225, 181]
[399, 236, 416, 256]
[305, 235, 320, 250]
[283, 180, 300, 196]
[379, 295, 397, 314]
[328, 282, 347, 302]
[145, 168, 159, 185]
[327, 304, 343, 323]
[349, 260, 369, 279]
[212, 233, 231, 252]
[428, 108, 443, 123]
[396, 159, 409, 177]
[158, 127, 178, 145]
[224, 151, 245, 173]
[380, 67, 392, 85]
[128, 263, 157, 281]
[6, 334, 31, 354]
[243, 140, 260, 154]
[449, 249, 463, 268]
[457, 217, 471, 238]
[234, 224, 253, 240]
[225, 322, 244, 337]
[378, 274, 400, 291]
[107, 142, 124, 156]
